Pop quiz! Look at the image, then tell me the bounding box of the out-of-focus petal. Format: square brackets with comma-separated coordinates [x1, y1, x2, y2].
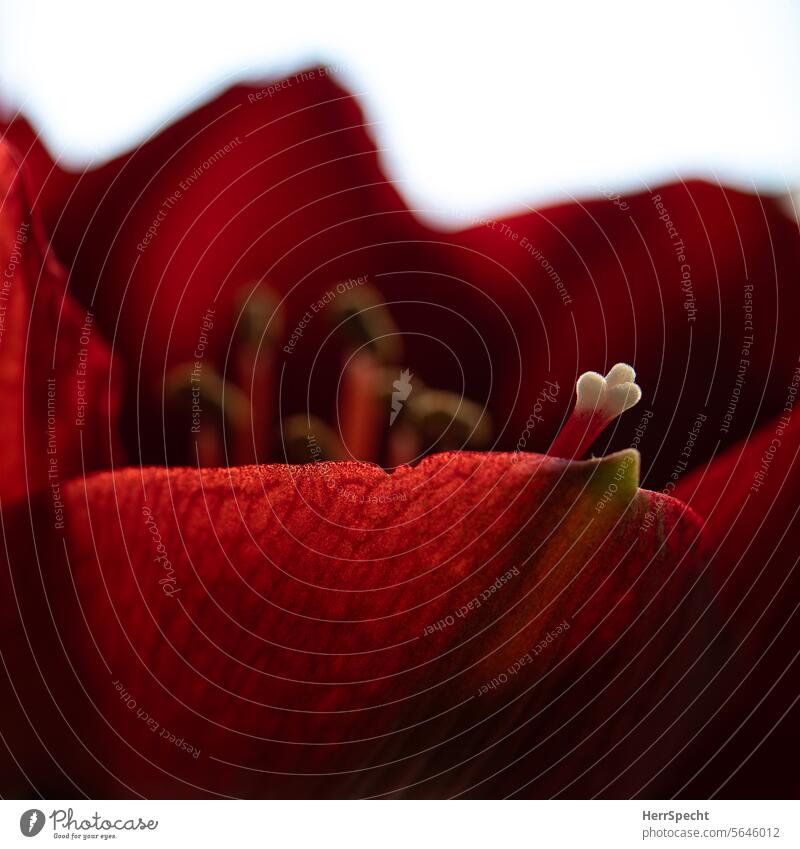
[0, 141, 121, 505]
[673, 396, 800, 797]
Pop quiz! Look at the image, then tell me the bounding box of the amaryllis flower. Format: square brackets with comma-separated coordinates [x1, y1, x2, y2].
[1, 68, 799, 799]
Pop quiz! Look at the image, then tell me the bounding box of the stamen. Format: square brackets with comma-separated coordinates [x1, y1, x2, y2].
[165, 364, 249, 467]
[386, 421, 421, 468]
[406, 389, 493, 454]
[332, 286, 402, 363]
[281, 415, 344, 464]
[195, 426, 224, 469]
[332, 287, 400, 462]
[548, 363, 641, 460]
[338, 351, 385, 462]
[234, 286, 282, 465]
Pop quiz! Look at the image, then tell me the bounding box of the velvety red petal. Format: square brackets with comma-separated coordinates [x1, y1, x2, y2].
[0, 141, 122, 505]
[2, 450, 706, 797]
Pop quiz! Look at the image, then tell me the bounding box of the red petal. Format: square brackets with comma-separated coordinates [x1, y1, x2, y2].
[672, 402, 800, 797]
[2, 450, 704, 797]
[0, 141, 121, 505]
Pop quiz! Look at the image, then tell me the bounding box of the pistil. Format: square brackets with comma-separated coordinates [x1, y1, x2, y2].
[548, 363, 641, 460]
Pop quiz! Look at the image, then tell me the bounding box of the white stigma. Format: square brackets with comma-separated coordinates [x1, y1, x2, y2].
[574, 363, 641, 418]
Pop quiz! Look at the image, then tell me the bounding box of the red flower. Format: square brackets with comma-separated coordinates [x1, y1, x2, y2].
[5, 69, 800, 484]
[1, 68, 799, 798]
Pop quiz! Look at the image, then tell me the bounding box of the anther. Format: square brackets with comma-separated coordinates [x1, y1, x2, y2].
[281, 415, 345, 464]
[165, 364, 249, 467]
[406, 389, 493, 454]
[234, 284, 282, 464]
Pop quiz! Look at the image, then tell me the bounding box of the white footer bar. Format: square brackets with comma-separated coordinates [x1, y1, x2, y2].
[2, 800, 796, 848]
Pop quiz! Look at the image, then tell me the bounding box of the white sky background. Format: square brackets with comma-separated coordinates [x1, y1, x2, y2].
[0, 0, 798, 226]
